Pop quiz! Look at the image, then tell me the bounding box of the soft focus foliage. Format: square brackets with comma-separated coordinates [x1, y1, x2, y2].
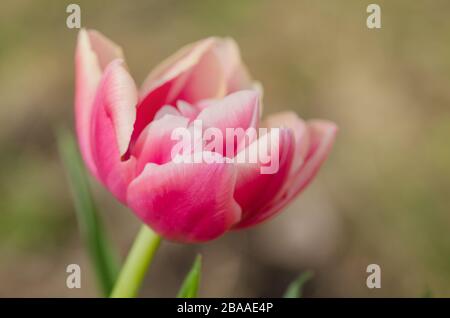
[58, 129, 119, 295]
[283, 271, 314, 298]
[177, 255, 202, 298]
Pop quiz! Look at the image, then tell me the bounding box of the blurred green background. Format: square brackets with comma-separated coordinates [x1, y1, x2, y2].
[1, 0, 450, 297]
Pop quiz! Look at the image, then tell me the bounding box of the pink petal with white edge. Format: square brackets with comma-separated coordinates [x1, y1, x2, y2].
[132, 37, 251, 146]
[286, 120, 338, 198]
[139, 38, 217, 98]
[132, 115, 189, 173]
[176, 48, 226, 103]
[177, 101, 199, 121]
[87, 30, 124, 69]
[242, 120, 337, 227]
[127, 153, 241, 243]
[75, 29, 123, 177]
[100, 60, 138, 156]
[263, 111, 309, 176]
[90, 60, 138, 203]
[196, 90, 260, 157]
[131, 38, 219, 143]
[154, 105, 182, 120]
[232, 128, 295, 228]
[213, 37, 252, 91]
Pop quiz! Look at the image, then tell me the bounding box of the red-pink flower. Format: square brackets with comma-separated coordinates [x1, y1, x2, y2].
[75, 29, 337, 243]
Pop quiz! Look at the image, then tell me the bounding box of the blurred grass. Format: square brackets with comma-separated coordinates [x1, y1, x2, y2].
[177, 255, 202, 298]
[283, 271, 314, 298]
[57, 129, 119, 296]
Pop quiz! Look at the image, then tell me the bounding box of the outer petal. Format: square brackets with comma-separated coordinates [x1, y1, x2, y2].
[75, 29, 123, 177]
[241, 120, 337, 227]
[101, 61, 137, 156]
[263, 111, 309, 175]
[127, 154, 241, 242]
[87, 30, 124, 69]
[285, 120, 338, 198]
[90, 60, 138, 203]
[232, 128, 295, 228]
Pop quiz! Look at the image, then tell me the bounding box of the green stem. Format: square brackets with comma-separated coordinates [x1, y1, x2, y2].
[110, 225, 162, 298]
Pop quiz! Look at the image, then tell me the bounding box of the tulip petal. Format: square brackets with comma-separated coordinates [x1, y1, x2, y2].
[263, 112, 309, 175]
[243, 120, 337, 227]
[132, 38, 220, 143]
[177, 101, 199, 121]
[90, 60, 138, 203]
[75, 29, 123, 177]
[101, 61, 138, 156]
[177, 48, 226, 103]
[213, 38, 252, 91]
[87, 30, 124, 70]
[232, 128, 295, 228]
[140, 38, 216, 98]
[133, 115, 189, 173]
[196, 90, 260, 157]
[127, 154, 241, 242]
[154, 105, 182, 120]
[132, 37, 250, 146]
[286, 120, 338, 198]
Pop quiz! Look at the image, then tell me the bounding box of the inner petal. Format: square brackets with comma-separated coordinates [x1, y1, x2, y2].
[132, 114, 189, 174]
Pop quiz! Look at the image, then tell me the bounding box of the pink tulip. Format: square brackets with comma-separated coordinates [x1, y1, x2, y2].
[75, 29, 337, 243]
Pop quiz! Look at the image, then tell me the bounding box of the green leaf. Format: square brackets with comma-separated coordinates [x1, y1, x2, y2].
[57, 128, 119, 296]
[283, 270, 314, 298]
[177, 254, 202, 298]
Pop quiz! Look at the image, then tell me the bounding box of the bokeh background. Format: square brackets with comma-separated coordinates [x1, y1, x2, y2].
[1, 0, 450, 297]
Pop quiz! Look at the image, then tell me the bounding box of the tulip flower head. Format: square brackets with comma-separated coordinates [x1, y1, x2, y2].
[75, 29, 337, 243]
